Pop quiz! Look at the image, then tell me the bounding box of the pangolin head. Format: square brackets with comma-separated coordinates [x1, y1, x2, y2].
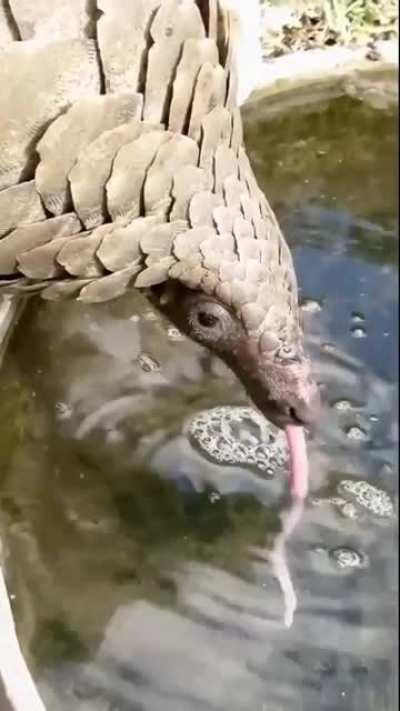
[150, 253, 320, 430]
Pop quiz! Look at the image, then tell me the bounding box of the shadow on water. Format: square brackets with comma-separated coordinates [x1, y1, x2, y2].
[0, 94, 398, 710]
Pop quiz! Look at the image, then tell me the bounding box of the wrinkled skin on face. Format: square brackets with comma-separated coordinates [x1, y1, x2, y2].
[150, 281, 320, 430]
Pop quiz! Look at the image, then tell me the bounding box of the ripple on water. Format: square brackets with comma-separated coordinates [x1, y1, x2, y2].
[187, 406, 288, 474]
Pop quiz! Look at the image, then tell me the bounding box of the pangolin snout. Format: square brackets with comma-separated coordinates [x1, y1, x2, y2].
[286, 385, 321, 426]
[241, 355, 321, 430]
[254, 391, 320, 429]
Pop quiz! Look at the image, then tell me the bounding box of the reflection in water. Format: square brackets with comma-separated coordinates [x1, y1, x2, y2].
[0, 96, 397, 710]
[255, 497, 305, 629]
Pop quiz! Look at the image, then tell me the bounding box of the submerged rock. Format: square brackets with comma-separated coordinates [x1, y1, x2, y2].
[187, 406, 288, 474]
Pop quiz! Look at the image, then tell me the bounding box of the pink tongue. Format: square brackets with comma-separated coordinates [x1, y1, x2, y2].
[285, 425, 309, 500]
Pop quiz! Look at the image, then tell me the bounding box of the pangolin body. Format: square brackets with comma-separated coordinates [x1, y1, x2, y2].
[0, 4, 321, 660]
[0, 1, 296, 320]
[0, 0, 320, 434]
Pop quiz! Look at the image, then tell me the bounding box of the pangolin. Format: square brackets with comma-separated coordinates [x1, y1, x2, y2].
[0, 0, 320, 499]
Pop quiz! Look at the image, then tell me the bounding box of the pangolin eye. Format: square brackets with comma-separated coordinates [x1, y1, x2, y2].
[188, 301, 234, 345]
[197, 311, 219, 328]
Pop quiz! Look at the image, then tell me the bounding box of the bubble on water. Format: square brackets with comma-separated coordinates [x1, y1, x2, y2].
[187, 406, 288, 473]
[321, 342, 336, 353]
[310, 495, 361, 519]
[311, 478, 394, 521]
[330, 496, 347, 507]
[351, 326, 367, 338]
[312, 545, 327, 555]
[209, 492, 221, 504]
[351, 311, 365, 323]
[340, 502, 360, 519]
[338, 479, 394, 518]
[310, 496, 328, 507]
[143, 310, 158, 322]
[137, 353, 161, 373]
[55, 402, 73, 421]
[300, 299, 322, 313]
[329, 546, 369, 569]
[167, 326, 185, 342]
[333, 399, 354, 412]
[346, 425, 369, 442]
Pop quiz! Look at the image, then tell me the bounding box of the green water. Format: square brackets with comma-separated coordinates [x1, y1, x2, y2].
[0, 94, 397, 710]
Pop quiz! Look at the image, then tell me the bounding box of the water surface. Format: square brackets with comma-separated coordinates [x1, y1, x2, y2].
[0, 94, 397, 710]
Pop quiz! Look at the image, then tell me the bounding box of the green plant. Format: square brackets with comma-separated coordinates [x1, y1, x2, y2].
[323, 0, 397, 43]
[261, 0, 398, 48]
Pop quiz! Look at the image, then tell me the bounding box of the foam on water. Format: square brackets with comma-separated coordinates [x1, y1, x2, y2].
[332, 399, 355, 411]
[338, 479, 395, 518]
[311, 479, 395, 520]
[346, 425, 370, 442]
[187, 406, 288, 474]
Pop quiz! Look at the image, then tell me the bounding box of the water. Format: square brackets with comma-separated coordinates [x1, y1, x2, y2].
[0, 94, 397, 710]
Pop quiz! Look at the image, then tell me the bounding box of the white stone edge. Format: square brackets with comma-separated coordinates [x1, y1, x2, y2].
[0, 562, 46, 711]
[0, 296, 22, 369]
[248, 39, 398, 103]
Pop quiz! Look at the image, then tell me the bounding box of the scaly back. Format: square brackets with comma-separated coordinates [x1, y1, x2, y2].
[0, 0, 298, 346]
